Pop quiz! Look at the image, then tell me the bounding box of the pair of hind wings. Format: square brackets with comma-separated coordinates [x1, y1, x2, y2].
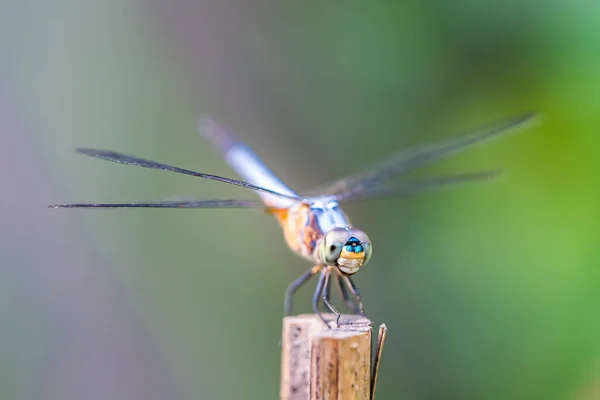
[49, 113, 537, 210]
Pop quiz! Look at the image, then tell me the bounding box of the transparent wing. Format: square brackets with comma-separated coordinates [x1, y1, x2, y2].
[312, 113, 537, 199]
[48, 199, 265, 209]
[336, 171, 500, 203]
[199, 118, 300, 207]
[75, 148, 301, 201]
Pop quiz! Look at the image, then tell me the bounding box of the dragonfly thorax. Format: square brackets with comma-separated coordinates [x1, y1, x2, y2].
[309, 200, 348, 232]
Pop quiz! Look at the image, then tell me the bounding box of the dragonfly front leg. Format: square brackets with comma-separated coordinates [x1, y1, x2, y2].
[342, 275, 366, 317]
[336, 273, 361, 314]
[312, 268, 330, 325]
[321, 266, 342, 326]
[284, 265, 321, 316]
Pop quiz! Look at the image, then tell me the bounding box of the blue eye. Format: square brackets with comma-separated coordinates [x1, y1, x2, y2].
[344, 243, 364, 253]
[343, 237, 364, 253]
[346, 236, 360, 244]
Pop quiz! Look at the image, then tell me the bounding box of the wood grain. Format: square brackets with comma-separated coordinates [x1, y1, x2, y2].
[280, 314, 373, 400]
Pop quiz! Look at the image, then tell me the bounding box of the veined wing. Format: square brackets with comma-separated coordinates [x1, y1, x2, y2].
[74, 148, 301, 201]
[48, 199, 265, 209]
[314, 113, 537, 201]
[199, 118, 300, 208]
[336, 171, 500, 203]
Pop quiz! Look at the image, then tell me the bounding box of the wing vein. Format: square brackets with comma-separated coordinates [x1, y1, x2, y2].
[75, 148, 301, 201]
[48, 199, 265, 209]
[314, 113, 536, 199]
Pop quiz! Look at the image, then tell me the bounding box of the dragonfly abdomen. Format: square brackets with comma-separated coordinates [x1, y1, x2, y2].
[201, 119, 298, 209]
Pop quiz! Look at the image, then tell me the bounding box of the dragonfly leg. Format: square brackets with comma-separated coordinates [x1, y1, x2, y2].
[322, 267, 341, 326]
[336, 272, 360, 314]
[284, 265, 321, 316]
[342, 275, 366, 317]
[312, 268, 330, 326]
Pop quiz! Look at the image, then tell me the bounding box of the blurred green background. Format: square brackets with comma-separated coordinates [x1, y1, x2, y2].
[1, 1, 599, 399]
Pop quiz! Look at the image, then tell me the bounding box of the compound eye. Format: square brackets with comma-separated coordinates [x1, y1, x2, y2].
[319, 228, 349, 265]
[362, 242, 372, 264]
[323, 241, 344, 265]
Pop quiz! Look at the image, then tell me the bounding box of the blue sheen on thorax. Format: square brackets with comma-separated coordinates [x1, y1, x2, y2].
[311, 200, 349, 233]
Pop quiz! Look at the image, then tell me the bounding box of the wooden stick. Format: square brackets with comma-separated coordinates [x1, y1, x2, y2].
[370, 324, 387, 400]
[280, 314, 375, 400]
[280, 314, 329, 400]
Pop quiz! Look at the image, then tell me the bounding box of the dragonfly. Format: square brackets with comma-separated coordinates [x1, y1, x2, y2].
[49, 113, 537, 326]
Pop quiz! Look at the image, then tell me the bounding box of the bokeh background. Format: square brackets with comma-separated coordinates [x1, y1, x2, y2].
[1, 1, 599, 399]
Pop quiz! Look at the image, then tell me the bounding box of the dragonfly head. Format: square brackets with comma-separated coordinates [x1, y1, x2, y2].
[319, 227, 372, 275]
